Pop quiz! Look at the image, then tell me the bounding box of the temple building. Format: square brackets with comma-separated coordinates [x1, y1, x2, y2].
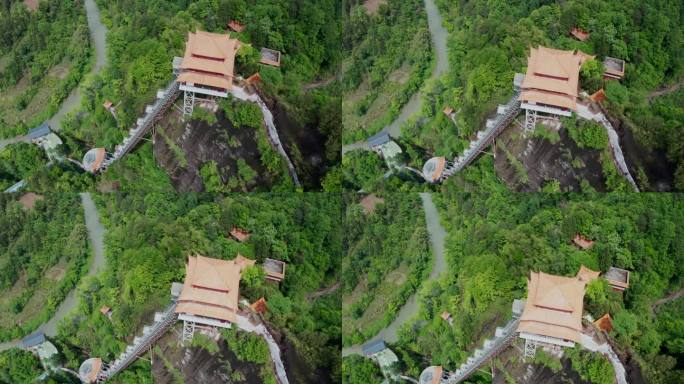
[517, 265, 599, 357]
[175, 254, 255, 343]
[519, 46, 594, 131]
[178, 30, 241, 116]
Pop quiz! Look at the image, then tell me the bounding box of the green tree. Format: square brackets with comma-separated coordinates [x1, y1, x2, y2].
[580, 59, 604, 94]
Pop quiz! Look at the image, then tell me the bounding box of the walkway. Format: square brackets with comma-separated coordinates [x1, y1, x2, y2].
[0, 136, 28, 150]
[579, 333, 628, 384]
[0, 193, 106, 351]
[236, 313, 290, 384]
[342, 0, 449, 154]
[342, 192, 447, 356]
[436, 90, 521, 181]
[647, 78, 684, 102]
[652, 287, 684, 310]
[576, 103, 639, 191]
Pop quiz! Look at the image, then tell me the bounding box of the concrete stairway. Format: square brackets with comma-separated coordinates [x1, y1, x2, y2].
[98, 303, 178, 381]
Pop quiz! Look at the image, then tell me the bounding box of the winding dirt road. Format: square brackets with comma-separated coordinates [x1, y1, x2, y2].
[0, 193, 106, 351]
[342, 0, 449, 154]
[342, 193, 448, 356]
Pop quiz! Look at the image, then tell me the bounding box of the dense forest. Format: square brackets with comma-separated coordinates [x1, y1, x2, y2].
[0, 0, 91, 136]
[341, 0, 432, 144]
[342, 193, 430, 345]
[355, 192, 682, 384]
[0, 193, 89, 342]
[36, 193, 342, 383]
[2, 0, 342, 192]
[342, 0, 684, 192]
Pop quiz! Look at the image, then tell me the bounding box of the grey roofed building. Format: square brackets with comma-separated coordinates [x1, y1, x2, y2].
[26, 122, 51, 140]
[21, 332, 46, 349]
[362, 339, 386, 356]
[367, 131, 391, 148]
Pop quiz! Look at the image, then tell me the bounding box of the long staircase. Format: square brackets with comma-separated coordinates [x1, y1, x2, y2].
[441, 317, 520, 383]
[421, 75, 523, 183]
[95, 79, 180, 172]
[96, 303, 178, 382]
[420, 300, 525, 384]
[440, 92, 521, 179]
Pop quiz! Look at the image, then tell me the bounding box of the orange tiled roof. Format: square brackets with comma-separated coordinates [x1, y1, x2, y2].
[250, 297, 267, 313]
[593, 313, 613, 332]
[431, 366, 443, 384]
[431, 157, 446, 182]
[228, 20, 245, 33]
[576, 265, 600, 282]
[572, 233, 594, 250]
[517, 267, 597, 343]
[179, 30, 241, 90]
[519, 46, 594, 111]
[570, 27, 590, 41]
[175, 255, 254, 322]
[590, 89, 606, 103]
[229, 227, 251, 242]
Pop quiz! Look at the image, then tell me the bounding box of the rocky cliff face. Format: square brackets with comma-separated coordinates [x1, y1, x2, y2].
[494, 121, 607, 192]
[152, 107, 273, 192]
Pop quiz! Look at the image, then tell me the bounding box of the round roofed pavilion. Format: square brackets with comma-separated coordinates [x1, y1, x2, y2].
[423, 157, 446, 183]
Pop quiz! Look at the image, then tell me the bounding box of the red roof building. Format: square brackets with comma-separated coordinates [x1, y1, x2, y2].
[228, 20, 245, 33]
[520, 46, 594, 116]
[518, 266, 599, 351]
[593, 313, 613, 332]
[229, 226, 251, 242]
[590, 89, 606, 103]
[570, 27, 590, 41]
[246, 73, 261, 86]
[175, 255, 255, 325]
[178, 30, 241, 97]
[250, 297, 268, 314]
[572, 233, 594, 250]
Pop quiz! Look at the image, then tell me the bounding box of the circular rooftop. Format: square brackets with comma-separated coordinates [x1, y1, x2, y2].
[422, 157, 446, 183]
[78, 357, 102, 383]
[419, 366, 443, 384]
[82, 148, 106, 173]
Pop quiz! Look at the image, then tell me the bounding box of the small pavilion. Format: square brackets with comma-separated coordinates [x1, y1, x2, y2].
[178, 30, 241, 116]
[229, 226, 251, 242]
[517, 265, 599, 357]
[572, 233, 594, 250]
[175, 254, 255, 343]
[519, 46, 594, 131]
[604, 267, 630, 291]
[263, 258, 286, 282]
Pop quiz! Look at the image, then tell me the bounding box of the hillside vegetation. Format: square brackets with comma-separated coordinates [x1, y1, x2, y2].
[342, 193, 430, 345]
[389, 192, 683, 384]
[51, 193, 342, 383]
[0, 0, 91, 137]
[0, 194, 89, 342]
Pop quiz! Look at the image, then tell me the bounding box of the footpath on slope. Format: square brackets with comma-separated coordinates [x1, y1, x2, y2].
[576, 103, 639, 191]
[342, 193, 448, 356]
[0, 193, 106, 352]
[342, 0, 449, 154]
